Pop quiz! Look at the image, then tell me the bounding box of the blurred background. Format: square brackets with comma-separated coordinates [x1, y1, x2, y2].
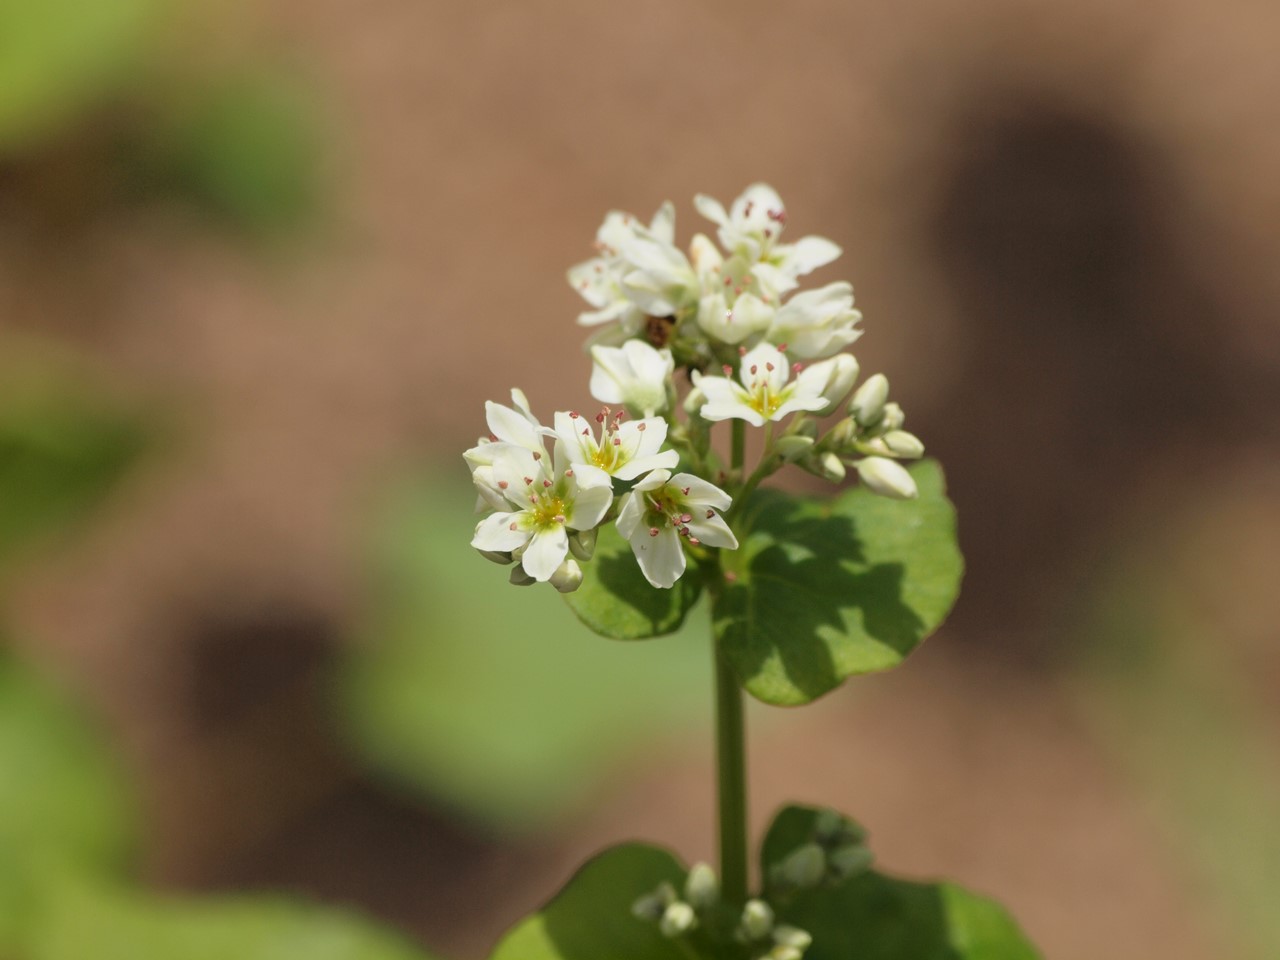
[1, 0, 1278, 957]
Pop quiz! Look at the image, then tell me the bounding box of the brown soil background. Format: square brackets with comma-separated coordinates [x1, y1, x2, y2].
[3, 0, 1279, 957]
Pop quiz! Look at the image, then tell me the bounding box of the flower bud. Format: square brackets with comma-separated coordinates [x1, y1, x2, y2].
[855, 456, 918, 500]
[569, 528, 597, 561]
[684, 862, 719, 910]
[770, 947, 805, 960]
[773, 925, 814, 951]
[808, 353, 860, 416]
[631, 882, 676, 922]
[739, 899, 775, 941]
[878, 401, 905, 432]
[774, 435, 816, 462]
[818, 451, 846, 483]
[778, 842, 826, 889]
[549, 558, 583, 593]
[660, 901, 697, 938]
[509, 565, 537, 586]
[849, 374, 888, 427]
[828, 843, 874, 879]
[476, 549, 513, 565]
[827, 417, 857, 450]
[882, 430, 924, 459]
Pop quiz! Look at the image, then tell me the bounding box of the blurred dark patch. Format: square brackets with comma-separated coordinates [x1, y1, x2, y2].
[182, 599, 337, 731]
[920, 92, 1270, 661]
[205, 777, 533, 956]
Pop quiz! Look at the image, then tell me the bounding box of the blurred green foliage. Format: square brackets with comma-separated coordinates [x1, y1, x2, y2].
[0, 0, 324, 237]
[0, 373, 149, 570]
[0, 0, 168, 150]
[339, 474, 712, 830]
[1073, 502, 1280, 960]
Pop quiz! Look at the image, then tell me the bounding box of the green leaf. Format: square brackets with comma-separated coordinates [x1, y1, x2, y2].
[563, 521, 703, 640]
[0, 653, 136, 949]
[489, 843, 689, 960]
[0, 377, 148, 571]
[762, 806, 1040, 960]
[22, 881, 437, 960]
[715, 460, 962, 705]
[339, 475, 709, 830]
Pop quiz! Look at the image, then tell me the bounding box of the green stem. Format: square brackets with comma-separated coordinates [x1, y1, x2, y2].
[715, 632, 749, 905]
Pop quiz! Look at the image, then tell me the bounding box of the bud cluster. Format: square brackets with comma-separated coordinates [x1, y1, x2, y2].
[768, 809, 874, 894]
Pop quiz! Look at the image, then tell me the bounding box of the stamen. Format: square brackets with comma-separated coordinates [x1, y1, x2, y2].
[777, 342, 788, 352]
[681, 486, 690, 495]
[565, 469, 574, 477]
[569, 411, 579, 419]
[688, 536, 701, 546]
[738, 346, 747, 356]
[649, 527, 660, 537]
[542, 479, 552, 488]
[613, 437, 621, 446]
[523, 476, 534, 485]
[497, 480, 509, 489]
[705, 509, 715, 518]
[679, 513, 692, 523]
[722, 364, 733, 376]
[750, 364, 758, 375]
[532, 451, 542, 460]
[765, 362, 774, 372]
[509, 522, 518, 531]
[554, 514, 566, 523]
[636, 422, 647, 432]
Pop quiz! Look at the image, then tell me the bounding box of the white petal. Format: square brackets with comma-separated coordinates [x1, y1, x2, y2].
[616, 490, 644, 540]
[671, 473, 732, 512]
[630, 524, 686, 589]
[486, 401, 542, 450]
[631, 468, 671, 493]
[687, 511, 738, 550]
[739, 342, 789, 393]
[786, 235, 841, 275]
[649, 201, 676, 244]
[522, 525, 570, 581]
[472, 512, 529, 553]
[614, 449, 679, 482]
[568, 482, 613, 530]
[693, 193, 729, 227]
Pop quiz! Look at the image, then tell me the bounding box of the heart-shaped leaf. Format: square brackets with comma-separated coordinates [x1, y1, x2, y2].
[489, 843, 690, 960]
[762, 805, 1040, 960]
[563, 521, 703, 640]
[715, 460, 962, 705]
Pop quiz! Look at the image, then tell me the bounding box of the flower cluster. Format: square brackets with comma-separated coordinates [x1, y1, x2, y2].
[467, 184, 926, 592]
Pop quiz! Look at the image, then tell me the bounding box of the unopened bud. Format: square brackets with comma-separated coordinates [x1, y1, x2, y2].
[882, 430, 924, 459]
[569, 527, 597, 561]
[476, 549, 513, 565]
[849, 374, 889, 427]
[739, 899, 775, 941]
[509, 565, 537, 586]
[659, 901, 697, 938]
[779, 843, 826, 889]
[808, 353, 860, 416]
[818, 451, 846, 483]
[774, 435, 816, 462]
[828, 843, 874, 879]
[827, 417, 857, 450]
[855, 456, 918, 500]
[632, 882, 677, 922]
[879, 402, 905, 432]
[770, 947, 804, 960]
[549, 557, 583, 593]
[773, 925, 814, 951]
[684, 862, 719, 910]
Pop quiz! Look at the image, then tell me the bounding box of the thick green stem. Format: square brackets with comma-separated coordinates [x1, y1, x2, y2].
[715, 636, 749, 904]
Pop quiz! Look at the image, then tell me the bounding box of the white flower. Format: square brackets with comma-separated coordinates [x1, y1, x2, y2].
[693, 183, 841, 300]
[765, 281, 863, 360]
[470, 446, 613, 582]
[616, 469, 737, 589]
[589, 340, 674, 415]
[567, 202, 698, 339]
[464, 389, 547, 509]
[692, 343, 832, 427]
[552, 409, 678, 481]
[804, 352, 861, 416]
